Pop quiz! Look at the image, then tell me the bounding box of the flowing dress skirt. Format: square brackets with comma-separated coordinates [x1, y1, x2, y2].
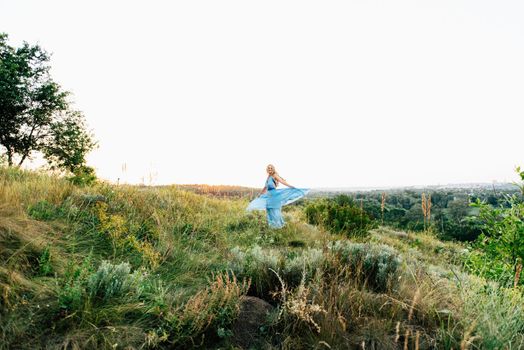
[246, 188, 310, 228]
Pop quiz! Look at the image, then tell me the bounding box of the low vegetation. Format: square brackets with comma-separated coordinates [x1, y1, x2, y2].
[1, 166, 523, 349]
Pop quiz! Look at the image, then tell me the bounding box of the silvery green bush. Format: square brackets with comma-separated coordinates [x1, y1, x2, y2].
[87, 260, 146, 301]
[229, 245, 282, 295]
[329, 241, 402, 292]
[282, 248, 324, 286]
[229, 245, 326, 295]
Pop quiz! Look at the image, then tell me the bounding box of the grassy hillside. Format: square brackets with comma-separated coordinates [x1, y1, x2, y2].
[1, 167, 523, 349]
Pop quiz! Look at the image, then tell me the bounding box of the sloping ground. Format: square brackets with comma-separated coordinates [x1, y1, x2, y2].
[0, 166, 523, 349]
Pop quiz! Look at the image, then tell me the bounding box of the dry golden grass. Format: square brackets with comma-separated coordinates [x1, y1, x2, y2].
[1, 166, 523, 349]
[174, 184, 257, 198]
[152, 272, 252, 347]
[421, 193, 432, 231]
[0, 168, 75, 212]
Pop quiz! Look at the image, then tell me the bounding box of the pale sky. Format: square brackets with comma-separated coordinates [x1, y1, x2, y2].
[1, 0, 523, 188]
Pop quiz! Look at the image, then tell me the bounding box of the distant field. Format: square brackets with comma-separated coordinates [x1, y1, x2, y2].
[173, 184, 259, 198]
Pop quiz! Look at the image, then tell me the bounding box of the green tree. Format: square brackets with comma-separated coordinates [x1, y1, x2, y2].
[304, 195, 376, 237]
[0, 33, 96, 175]
[447, 198, 469, 221]
[42, 110, 96, 174]
[515, 166, 524, 197]
[469, 167, 524, 285]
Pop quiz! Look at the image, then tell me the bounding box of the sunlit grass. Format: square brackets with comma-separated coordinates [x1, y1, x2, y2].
[1, 166, 523, 349]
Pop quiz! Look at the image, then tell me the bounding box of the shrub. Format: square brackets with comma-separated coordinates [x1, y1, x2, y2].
[229, 245, 281, 296]
[58, 258, 148, 312]
[458, 275, 524, 348]
[329, 241, 402, 292]
[469, 193, 524, 286]
[87, 260, 146, 301]
[282, 248, 324, 287]
[68, 165, 97, 186]
[462, 249, 515, 287]
[304, 195, 376, 237]
[58, 255, 94, 311]
[229, 246, 326, 297]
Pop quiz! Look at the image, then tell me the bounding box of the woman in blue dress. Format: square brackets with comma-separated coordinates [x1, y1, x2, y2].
[246, 164, 310, 228]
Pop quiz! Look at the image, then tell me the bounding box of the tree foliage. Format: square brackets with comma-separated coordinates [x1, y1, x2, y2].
[465, 167, 524, 285]
[312, 186, 515, 242]
[42, 110, 96, 173]
[304, 195, 376, 237]
[0, 33, 96, 176]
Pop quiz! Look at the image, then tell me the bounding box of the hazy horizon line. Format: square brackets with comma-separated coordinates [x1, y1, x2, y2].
[113, 179, 517, 191]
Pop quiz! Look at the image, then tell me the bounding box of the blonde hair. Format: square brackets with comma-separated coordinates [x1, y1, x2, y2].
[266, 164, 285, 186]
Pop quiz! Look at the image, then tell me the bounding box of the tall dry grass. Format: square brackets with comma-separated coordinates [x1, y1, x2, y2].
[421, 193, 432, 231]
[1, 166, 523, 349]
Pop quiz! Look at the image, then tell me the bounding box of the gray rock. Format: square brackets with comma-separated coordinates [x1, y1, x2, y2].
[232, 296, 275, 349]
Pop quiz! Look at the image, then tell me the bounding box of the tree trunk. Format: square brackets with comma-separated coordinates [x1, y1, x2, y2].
[17, 123, 37, 167]
[17, 152, 28, 167]
[7, 149, 13, 166]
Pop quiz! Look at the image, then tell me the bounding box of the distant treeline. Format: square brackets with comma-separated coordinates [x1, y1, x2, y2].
[166, 182, 520, 242]
[314, 186, 520, 241]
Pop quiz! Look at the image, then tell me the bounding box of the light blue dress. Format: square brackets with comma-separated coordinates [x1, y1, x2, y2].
[246, 176, 310, 228]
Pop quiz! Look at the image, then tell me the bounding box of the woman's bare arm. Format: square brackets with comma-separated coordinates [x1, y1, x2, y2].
[259, 185, 267, 195]
[274, 174, 295, 188]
